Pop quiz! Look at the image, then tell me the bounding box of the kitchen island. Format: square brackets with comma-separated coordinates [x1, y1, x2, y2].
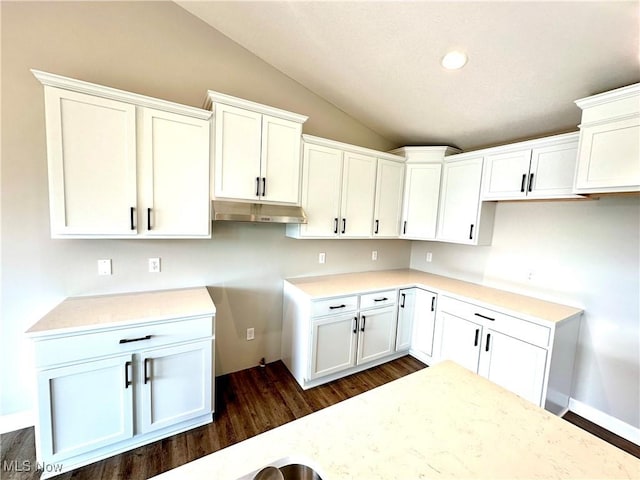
[152, 361, 639, 480]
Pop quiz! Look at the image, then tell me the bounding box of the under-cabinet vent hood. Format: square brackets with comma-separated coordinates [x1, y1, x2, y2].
[212, 201, 307, 224]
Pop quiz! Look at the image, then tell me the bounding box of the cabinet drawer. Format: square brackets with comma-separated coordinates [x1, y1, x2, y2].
[359, 290, 397, 310]
[311, 296, 358, 317]
[34, 316, 214, 368]
[439, 296, 550, 348]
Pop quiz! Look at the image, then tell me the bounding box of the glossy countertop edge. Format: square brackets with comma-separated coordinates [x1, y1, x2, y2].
[285, 269, 583, 324]
[26, 287, 216, 337]
[150, 361, 639, 480]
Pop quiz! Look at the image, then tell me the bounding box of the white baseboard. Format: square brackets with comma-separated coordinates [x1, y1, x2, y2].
[0, 410, 34, 434]
[568, 398, 640, 446]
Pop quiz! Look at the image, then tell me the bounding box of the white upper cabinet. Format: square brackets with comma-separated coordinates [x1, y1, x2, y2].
[400, 163, 442, 239]
[287, 135, 400, 239]
[390, 146, 460, 241]
[33, 70, 212, 239]
[294, 142, 344, 238]
[340, 151, 377, 238]
[436, 155, 495, 245]
[373, 158, 404, 238]
[206, 91, 307, 205]
[138, 108, 211, 237]
[573, 83, 640, 193]
[482, 132, 581, 200]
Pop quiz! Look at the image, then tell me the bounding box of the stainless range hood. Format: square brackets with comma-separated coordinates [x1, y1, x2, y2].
[212, 200, 307, 224]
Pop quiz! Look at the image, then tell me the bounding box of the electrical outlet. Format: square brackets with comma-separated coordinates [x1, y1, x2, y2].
[97, 259, 112, 276]
[246, 328, 255, 341]
[318, 252, 326, 264]
[148, 257, 161, 273]
[426, 252, 433, 262]
[372, 250, 378, 261]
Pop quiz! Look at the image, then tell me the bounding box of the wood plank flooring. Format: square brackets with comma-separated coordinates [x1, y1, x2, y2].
[1, 356, 637, 480]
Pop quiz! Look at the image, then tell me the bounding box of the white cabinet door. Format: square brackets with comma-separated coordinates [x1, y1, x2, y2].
[139, 341, 212, 434]
[529, 141, 579, 198]
[139, 108, 210, 237]
[438, 313, 482, 373]
[574, 116, 640, 192]
[373, 159, 404, 238]
[357, 307, 398, 364]
[412, 289, 437, 358]
[478, 330, 547, 405]
[213, 103, 262, 200]
[36, 354, 134, 462]
[396, 289, 415, 352]
[260, 114, 303, 204]
[44, 87, 137, 236]
[482, 149, 532, 199]
[436, 157, 483, 244]
[310, 314, 358, 379]
[400, 163, 442, 239]
[340, 152, 377, 238]
[299, 143, 343, 237]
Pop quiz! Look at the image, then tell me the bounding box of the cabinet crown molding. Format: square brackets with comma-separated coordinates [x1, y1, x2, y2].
[31, 69, 212, 120]
[205, 90, 308, 124]
[390, 146, 461, 163]
[575, 83, 640, 110]
[302, 134, 405, 162]
[447, 131, 579, 161]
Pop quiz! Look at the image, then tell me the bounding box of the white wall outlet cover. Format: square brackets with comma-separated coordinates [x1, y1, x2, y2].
[246, 327, 255, 341]
[97, 259, 112, 276]
[148, 257, 161, 273]
[318, 252, 326, 264]
[426, 252, 433, 262]
[372, 250, 378, 261]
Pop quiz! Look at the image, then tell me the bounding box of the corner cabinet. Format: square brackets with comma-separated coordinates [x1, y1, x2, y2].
[32, 70, 212, 239]
[396, 288, 438, 363]
[573, 83, 640, 193]
[27, 288, 216, 479]
[282, 283, 402, 389]
[205, 91, 308, 205]
[390, 146, 460, 241]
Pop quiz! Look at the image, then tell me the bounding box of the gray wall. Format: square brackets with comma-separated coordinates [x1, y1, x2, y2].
[0, 1, 406, 418]
[410, 197, 640, 429]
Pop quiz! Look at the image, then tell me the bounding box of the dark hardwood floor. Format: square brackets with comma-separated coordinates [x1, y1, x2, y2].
[1, 357, 638, 479]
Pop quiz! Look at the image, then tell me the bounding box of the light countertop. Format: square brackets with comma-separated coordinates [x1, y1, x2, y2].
[152, 361, 639, 480]
[286, 269, 582, 324]
[26, 287, 216, 336]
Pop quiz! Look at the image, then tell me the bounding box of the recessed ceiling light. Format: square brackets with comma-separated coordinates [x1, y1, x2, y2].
[441, 51, 468, 70]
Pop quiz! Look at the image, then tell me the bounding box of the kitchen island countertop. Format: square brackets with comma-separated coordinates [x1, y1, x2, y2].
[151, 361, 639, 480]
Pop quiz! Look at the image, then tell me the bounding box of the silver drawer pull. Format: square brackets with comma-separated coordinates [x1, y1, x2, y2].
[119, 334, 152, 344]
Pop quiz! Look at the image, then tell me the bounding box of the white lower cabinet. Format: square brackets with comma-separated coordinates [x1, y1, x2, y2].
[310, 313, 358, 379]
[356, 306, 397, 364]
[283, 284, 401, 389]
[434, 295, 577, 411]
[396, 288, 437, 363]
[36, 355, 135, 463]
[139, 341, 212, 434]
[28, 289, 215, 478]
[479, 330, 547, 406]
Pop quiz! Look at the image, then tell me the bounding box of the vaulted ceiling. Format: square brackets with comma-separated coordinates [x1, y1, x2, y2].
[176, 1, 639, 151]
